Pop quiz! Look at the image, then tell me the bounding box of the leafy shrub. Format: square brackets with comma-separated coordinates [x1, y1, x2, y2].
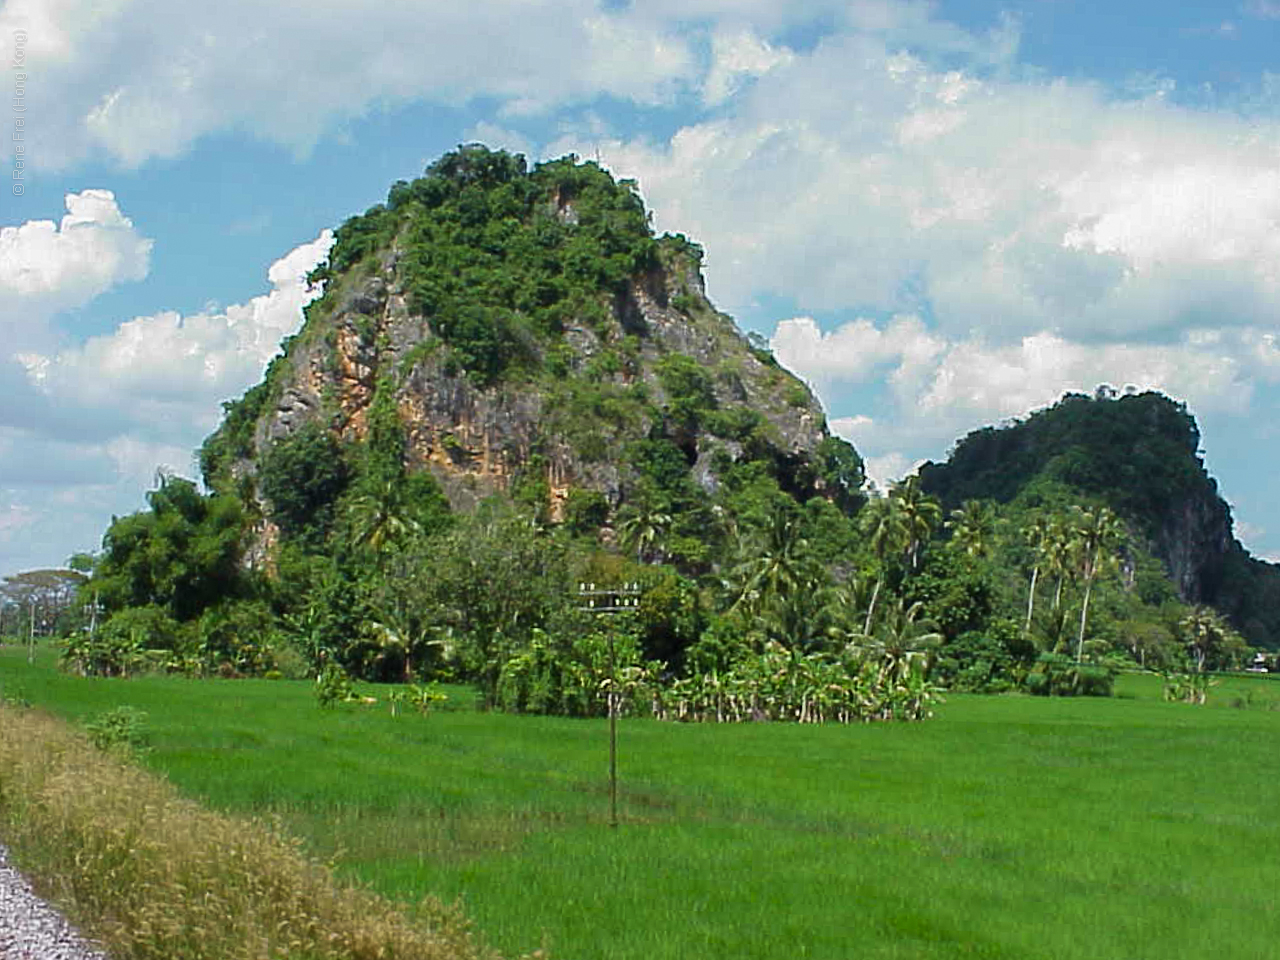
[1162, 671, 1215, 705]
[84, 706, 150, 753]
[386, 686, 446, 718]
[932, 630, 1019, 693]
[783, 380, 811, 408]
[575, 432, 609, 462]
[432, 304, 531, 385]
[704, 406, 765, 442]
[496, 627, 659, 718]
[62, 606, 189, 677]
[91, 475, 248, 622]
[259, 423, 350, 548]
[664, 534, 710, 570]
[671, 292, 699, 315]
[196, 600, 277, 676]
[408, 682, 448, 714]
[656, 354, 717, 431]
[0, 680, 30, 709]
[660, 641, 943, 724]
[266, 640, 312, 680]
[1025, 653, 1115, 697]
[814, 436, 867, 512]
[628, 438, 696, 499]
[563, 488, 610, 536]
[315, 663, 356, 708]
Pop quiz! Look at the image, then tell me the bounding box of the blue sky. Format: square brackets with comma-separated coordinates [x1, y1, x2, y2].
[2, 0, 1280, 573]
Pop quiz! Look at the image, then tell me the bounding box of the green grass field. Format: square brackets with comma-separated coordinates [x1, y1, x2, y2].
[3, 642, 1279, 960]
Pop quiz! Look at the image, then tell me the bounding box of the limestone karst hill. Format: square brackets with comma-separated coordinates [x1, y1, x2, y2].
[199, 145, 864, 567]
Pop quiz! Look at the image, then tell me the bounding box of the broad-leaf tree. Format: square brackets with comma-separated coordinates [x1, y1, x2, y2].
[92, 474, 250, 622]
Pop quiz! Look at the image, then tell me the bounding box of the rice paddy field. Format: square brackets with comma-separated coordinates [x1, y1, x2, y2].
[3, 642, 1279, 960]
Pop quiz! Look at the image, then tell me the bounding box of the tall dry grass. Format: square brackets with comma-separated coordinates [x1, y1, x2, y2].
[0, 702, 516, 960]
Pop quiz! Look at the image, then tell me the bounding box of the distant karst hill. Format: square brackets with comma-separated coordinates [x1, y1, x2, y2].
[918, 389, 1280, 648]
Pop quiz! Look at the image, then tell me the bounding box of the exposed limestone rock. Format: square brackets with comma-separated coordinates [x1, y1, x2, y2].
[214, 233, 832, 550]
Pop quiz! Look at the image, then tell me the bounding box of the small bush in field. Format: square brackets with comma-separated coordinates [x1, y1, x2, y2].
[409, 683, 448, 714]
[85, 705, 150, 753]
[316, 663, 356, 707]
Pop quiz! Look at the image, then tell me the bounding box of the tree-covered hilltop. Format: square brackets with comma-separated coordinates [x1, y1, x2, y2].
[57, 147, 1268, 709]
[919, 388, 1280, 648]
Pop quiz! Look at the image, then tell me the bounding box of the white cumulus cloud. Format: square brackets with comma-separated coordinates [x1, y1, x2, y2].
[782, 313, 1273, 439]
[0, 190, 152, 334]
[772, 315, 945, 391]
[0, 0, 704, 169]
[0, 230, 332, 571]
[586, 31, 1280, 343]
[779, 311, 1280, 504]
[24, 230, 332, 443]
[703, 27, 793, 106]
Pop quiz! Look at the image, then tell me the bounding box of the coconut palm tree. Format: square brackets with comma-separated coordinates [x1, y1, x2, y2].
[858, 494, 909, 634]
[727, 508, 830, 648]
[1179, 606, 1236, 673]
[346, 480, 421, 556]
[1071, 505, 1126, 662]
[891, 475, 942, 572]
[1043, 516, 1075, 616]
[946, 499, 999, 559]
[847, 597, 943, 686]
[618, 506, 673, 564]
[1021, 513, 1055, 636]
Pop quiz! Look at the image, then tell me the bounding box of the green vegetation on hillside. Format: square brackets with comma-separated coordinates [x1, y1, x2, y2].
[303, 146, 658, 387]
[919, 389, 1210, 535]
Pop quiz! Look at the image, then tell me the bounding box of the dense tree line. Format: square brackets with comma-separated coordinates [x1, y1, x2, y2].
[59, 447, 1252, 714]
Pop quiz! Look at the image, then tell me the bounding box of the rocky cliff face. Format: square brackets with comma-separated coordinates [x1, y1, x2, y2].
[1150, 489, 1234, 603]
[252, 251, 826, 511]
[202, 148, 845, 561]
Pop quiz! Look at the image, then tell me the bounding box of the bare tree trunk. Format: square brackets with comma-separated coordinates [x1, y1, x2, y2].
[864, 577, 883, 636]
[1024, 565, 1040, 635]
[1076, 575, 1094, 663]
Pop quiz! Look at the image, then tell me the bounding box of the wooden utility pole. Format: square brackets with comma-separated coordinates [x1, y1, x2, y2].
[577, 582, 641, 828]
